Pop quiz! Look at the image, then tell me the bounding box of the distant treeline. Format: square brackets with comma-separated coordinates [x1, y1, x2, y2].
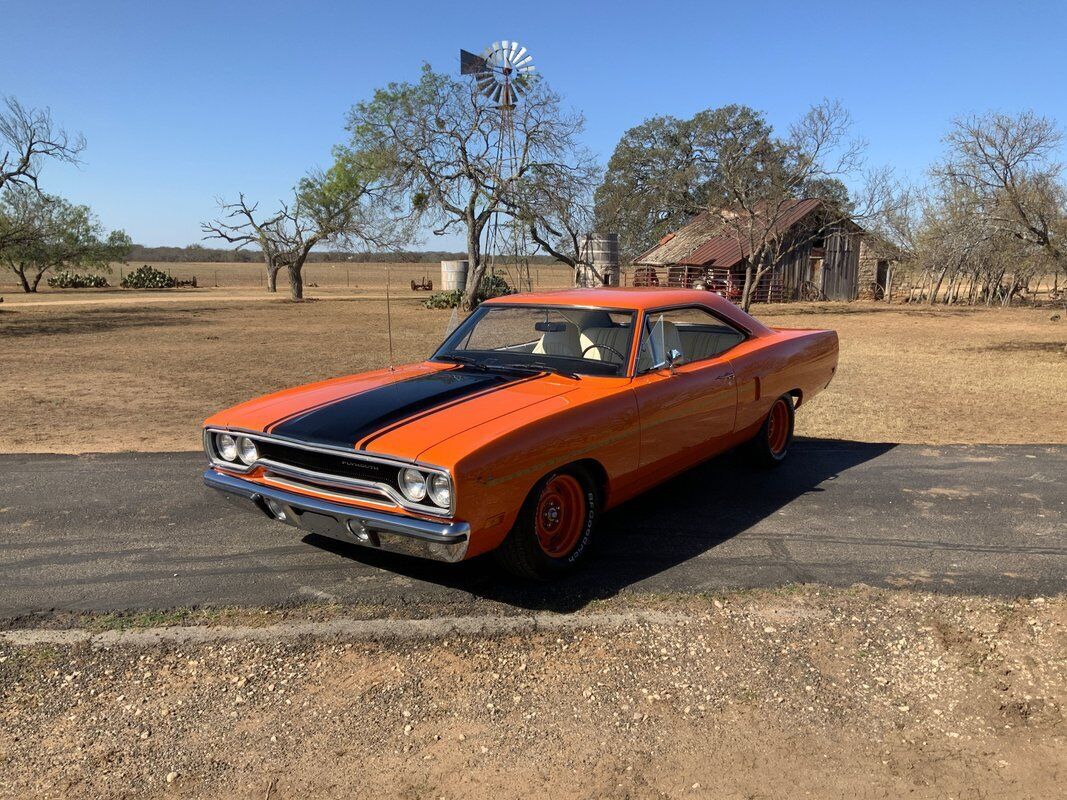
[128, 244, 560, 265]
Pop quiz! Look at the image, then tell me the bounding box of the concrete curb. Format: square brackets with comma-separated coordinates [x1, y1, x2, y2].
[0, 611, 691, 648]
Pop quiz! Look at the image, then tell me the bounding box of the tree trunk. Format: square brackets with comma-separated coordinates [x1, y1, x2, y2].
[15, 265, 32, 293]
[740, 262, 756, 312]
[266, 260, 281, 293]
[31, 268, 47, 292]
[287, 260, 305, 301]
[929, 267, 948, 305]
[462, 223, 483, 311]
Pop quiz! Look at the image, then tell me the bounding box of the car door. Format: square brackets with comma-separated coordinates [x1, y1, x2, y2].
[630, 306, 742, 475]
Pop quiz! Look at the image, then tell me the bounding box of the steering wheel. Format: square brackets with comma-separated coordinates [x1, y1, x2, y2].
[581, 342, 625, 362]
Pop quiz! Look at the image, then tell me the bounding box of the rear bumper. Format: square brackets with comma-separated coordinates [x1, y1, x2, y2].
[203, 468, 471, 563]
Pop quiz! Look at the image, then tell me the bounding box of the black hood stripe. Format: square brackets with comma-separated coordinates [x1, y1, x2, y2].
[355, 371, 545, 450]
[266, 370, 430, 433]
[269, 368, 522, 450]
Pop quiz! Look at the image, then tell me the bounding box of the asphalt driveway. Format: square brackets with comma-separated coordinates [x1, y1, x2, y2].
[0, 442, 1063, 617]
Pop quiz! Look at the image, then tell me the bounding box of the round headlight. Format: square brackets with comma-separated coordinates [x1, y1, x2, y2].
[428, 473, 451, 508]
[237, 436, 259, 466]
[399, 468, 427, 501]
[216, 433, 238, 461]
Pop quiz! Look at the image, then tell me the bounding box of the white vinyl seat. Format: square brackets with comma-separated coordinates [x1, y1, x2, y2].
[532, 322, 581, 357]
[678, 328, 744, 360]
[579, 326, 631, 364]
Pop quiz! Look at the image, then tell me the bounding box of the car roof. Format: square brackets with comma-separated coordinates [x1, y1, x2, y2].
[482, 287, 772, 334]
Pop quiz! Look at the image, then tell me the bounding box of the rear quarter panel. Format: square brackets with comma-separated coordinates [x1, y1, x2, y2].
[728, 328, 839, 436]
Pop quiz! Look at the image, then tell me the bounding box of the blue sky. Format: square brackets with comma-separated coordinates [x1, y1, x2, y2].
[3, 0, 1065, 248]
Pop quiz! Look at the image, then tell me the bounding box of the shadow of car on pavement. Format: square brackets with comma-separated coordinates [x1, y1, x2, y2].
[300, 438, 896, 613]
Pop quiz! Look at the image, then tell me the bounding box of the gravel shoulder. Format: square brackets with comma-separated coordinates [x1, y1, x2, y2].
[2, 587, 1063, 799]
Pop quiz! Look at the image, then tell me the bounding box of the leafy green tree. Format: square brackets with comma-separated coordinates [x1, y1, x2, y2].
[341, 65, 584, 309]
[0, 187, 130, 292]
[597, 102, 891, 309]
[594, 115, 709, 262]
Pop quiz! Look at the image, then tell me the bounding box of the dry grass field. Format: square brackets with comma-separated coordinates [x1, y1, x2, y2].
[0, 277, 1064, 452]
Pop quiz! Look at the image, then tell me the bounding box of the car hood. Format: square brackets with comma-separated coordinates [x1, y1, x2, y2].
[204, 362, 578, 463]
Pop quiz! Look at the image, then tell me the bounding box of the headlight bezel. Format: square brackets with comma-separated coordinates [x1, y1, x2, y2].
[236, 436, 259, 466]
[428, 473, 452, 508]
[399, 467, 428, 502]
[216, 433, 238, 461]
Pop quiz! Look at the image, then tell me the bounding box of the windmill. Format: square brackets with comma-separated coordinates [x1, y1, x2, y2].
[459, 41, 540, 292]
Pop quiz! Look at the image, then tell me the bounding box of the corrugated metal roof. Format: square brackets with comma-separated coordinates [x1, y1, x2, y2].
[634, 198, 826, 268]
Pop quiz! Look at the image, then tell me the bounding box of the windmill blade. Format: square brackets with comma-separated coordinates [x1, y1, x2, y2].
[514, 54, 533, 68]
[492, 83, 503, 104]
[513, 45, 527, 63]
[459, 49, 488, 75]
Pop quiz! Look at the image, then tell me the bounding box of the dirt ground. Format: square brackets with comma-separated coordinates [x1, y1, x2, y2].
[1, 284, 1064, 452]
[0, 587, 1063, 799]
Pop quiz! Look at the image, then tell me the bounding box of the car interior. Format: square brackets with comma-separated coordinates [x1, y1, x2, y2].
[445, 305, 746, 376]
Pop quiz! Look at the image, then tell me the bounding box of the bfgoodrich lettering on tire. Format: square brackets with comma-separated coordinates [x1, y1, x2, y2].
[495, 467, 598, 580]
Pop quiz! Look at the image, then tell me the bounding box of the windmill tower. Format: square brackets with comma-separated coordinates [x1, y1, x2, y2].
[460, 41, 539, 292]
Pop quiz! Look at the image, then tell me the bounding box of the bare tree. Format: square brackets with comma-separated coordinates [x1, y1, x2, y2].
[202, 167, 409, 300]
[506, 152, 602, 282]
[935, 111, 1066, 282]
[0, 97, 85, 193]
[201, 194, 288, 291]
[343, 66, 584, 309]
[694, 101, 894, 310]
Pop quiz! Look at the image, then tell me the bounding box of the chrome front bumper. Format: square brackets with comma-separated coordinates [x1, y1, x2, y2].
[203, 469, 470, 563]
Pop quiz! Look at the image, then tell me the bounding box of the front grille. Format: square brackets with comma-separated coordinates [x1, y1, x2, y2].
[256, 441, 400, 491]
[262, 474, 396, 506]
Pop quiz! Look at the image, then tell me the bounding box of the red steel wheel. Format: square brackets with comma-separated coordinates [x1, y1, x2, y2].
[766, 397, 791, 456]
[744, 394, 795, 468]
[495, 467, 599, 580]
[534, 474, 587, 558]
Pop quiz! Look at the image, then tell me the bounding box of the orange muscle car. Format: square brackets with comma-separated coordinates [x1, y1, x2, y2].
[203, 288, 838, 579]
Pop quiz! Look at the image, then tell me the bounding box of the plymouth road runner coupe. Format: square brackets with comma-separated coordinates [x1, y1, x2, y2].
[203, 288, 838, 579]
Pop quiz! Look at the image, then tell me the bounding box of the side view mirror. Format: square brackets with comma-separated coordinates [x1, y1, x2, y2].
[653, 348, 684, 374]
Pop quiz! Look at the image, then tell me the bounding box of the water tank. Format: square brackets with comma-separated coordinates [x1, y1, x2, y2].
[577, 234, 620, 288]
[440, 260, 469, 292]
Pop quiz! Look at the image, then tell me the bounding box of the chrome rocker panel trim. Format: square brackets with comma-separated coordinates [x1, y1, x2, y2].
[204, 468, 470, 563]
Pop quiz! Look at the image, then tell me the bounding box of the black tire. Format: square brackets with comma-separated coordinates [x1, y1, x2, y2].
[744, 394, 795, 468]
[494, 467, 598, 581]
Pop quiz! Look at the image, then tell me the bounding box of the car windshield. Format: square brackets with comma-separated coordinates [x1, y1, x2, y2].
[432, 304, 637, 377]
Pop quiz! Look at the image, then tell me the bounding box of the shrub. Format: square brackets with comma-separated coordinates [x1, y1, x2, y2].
[120, 265, 178, 289]
[424, 290, 464, 309]
[47, 270, 109, 289]
[481, 272, 513, 299]
[423, 273, 513, 309]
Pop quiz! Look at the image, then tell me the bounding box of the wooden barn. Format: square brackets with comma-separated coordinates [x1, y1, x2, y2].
[633, 198, 868, 303]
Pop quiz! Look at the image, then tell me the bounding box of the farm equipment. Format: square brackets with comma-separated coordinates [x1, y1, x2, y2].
[411, 276, 434, 291]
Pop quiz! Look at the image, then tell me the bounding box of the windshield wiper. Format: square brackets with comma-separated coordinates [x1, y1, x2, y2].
[439, 354, 579, 380]
[436, 354, 490, 372]
[509, 362, 580, 380]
